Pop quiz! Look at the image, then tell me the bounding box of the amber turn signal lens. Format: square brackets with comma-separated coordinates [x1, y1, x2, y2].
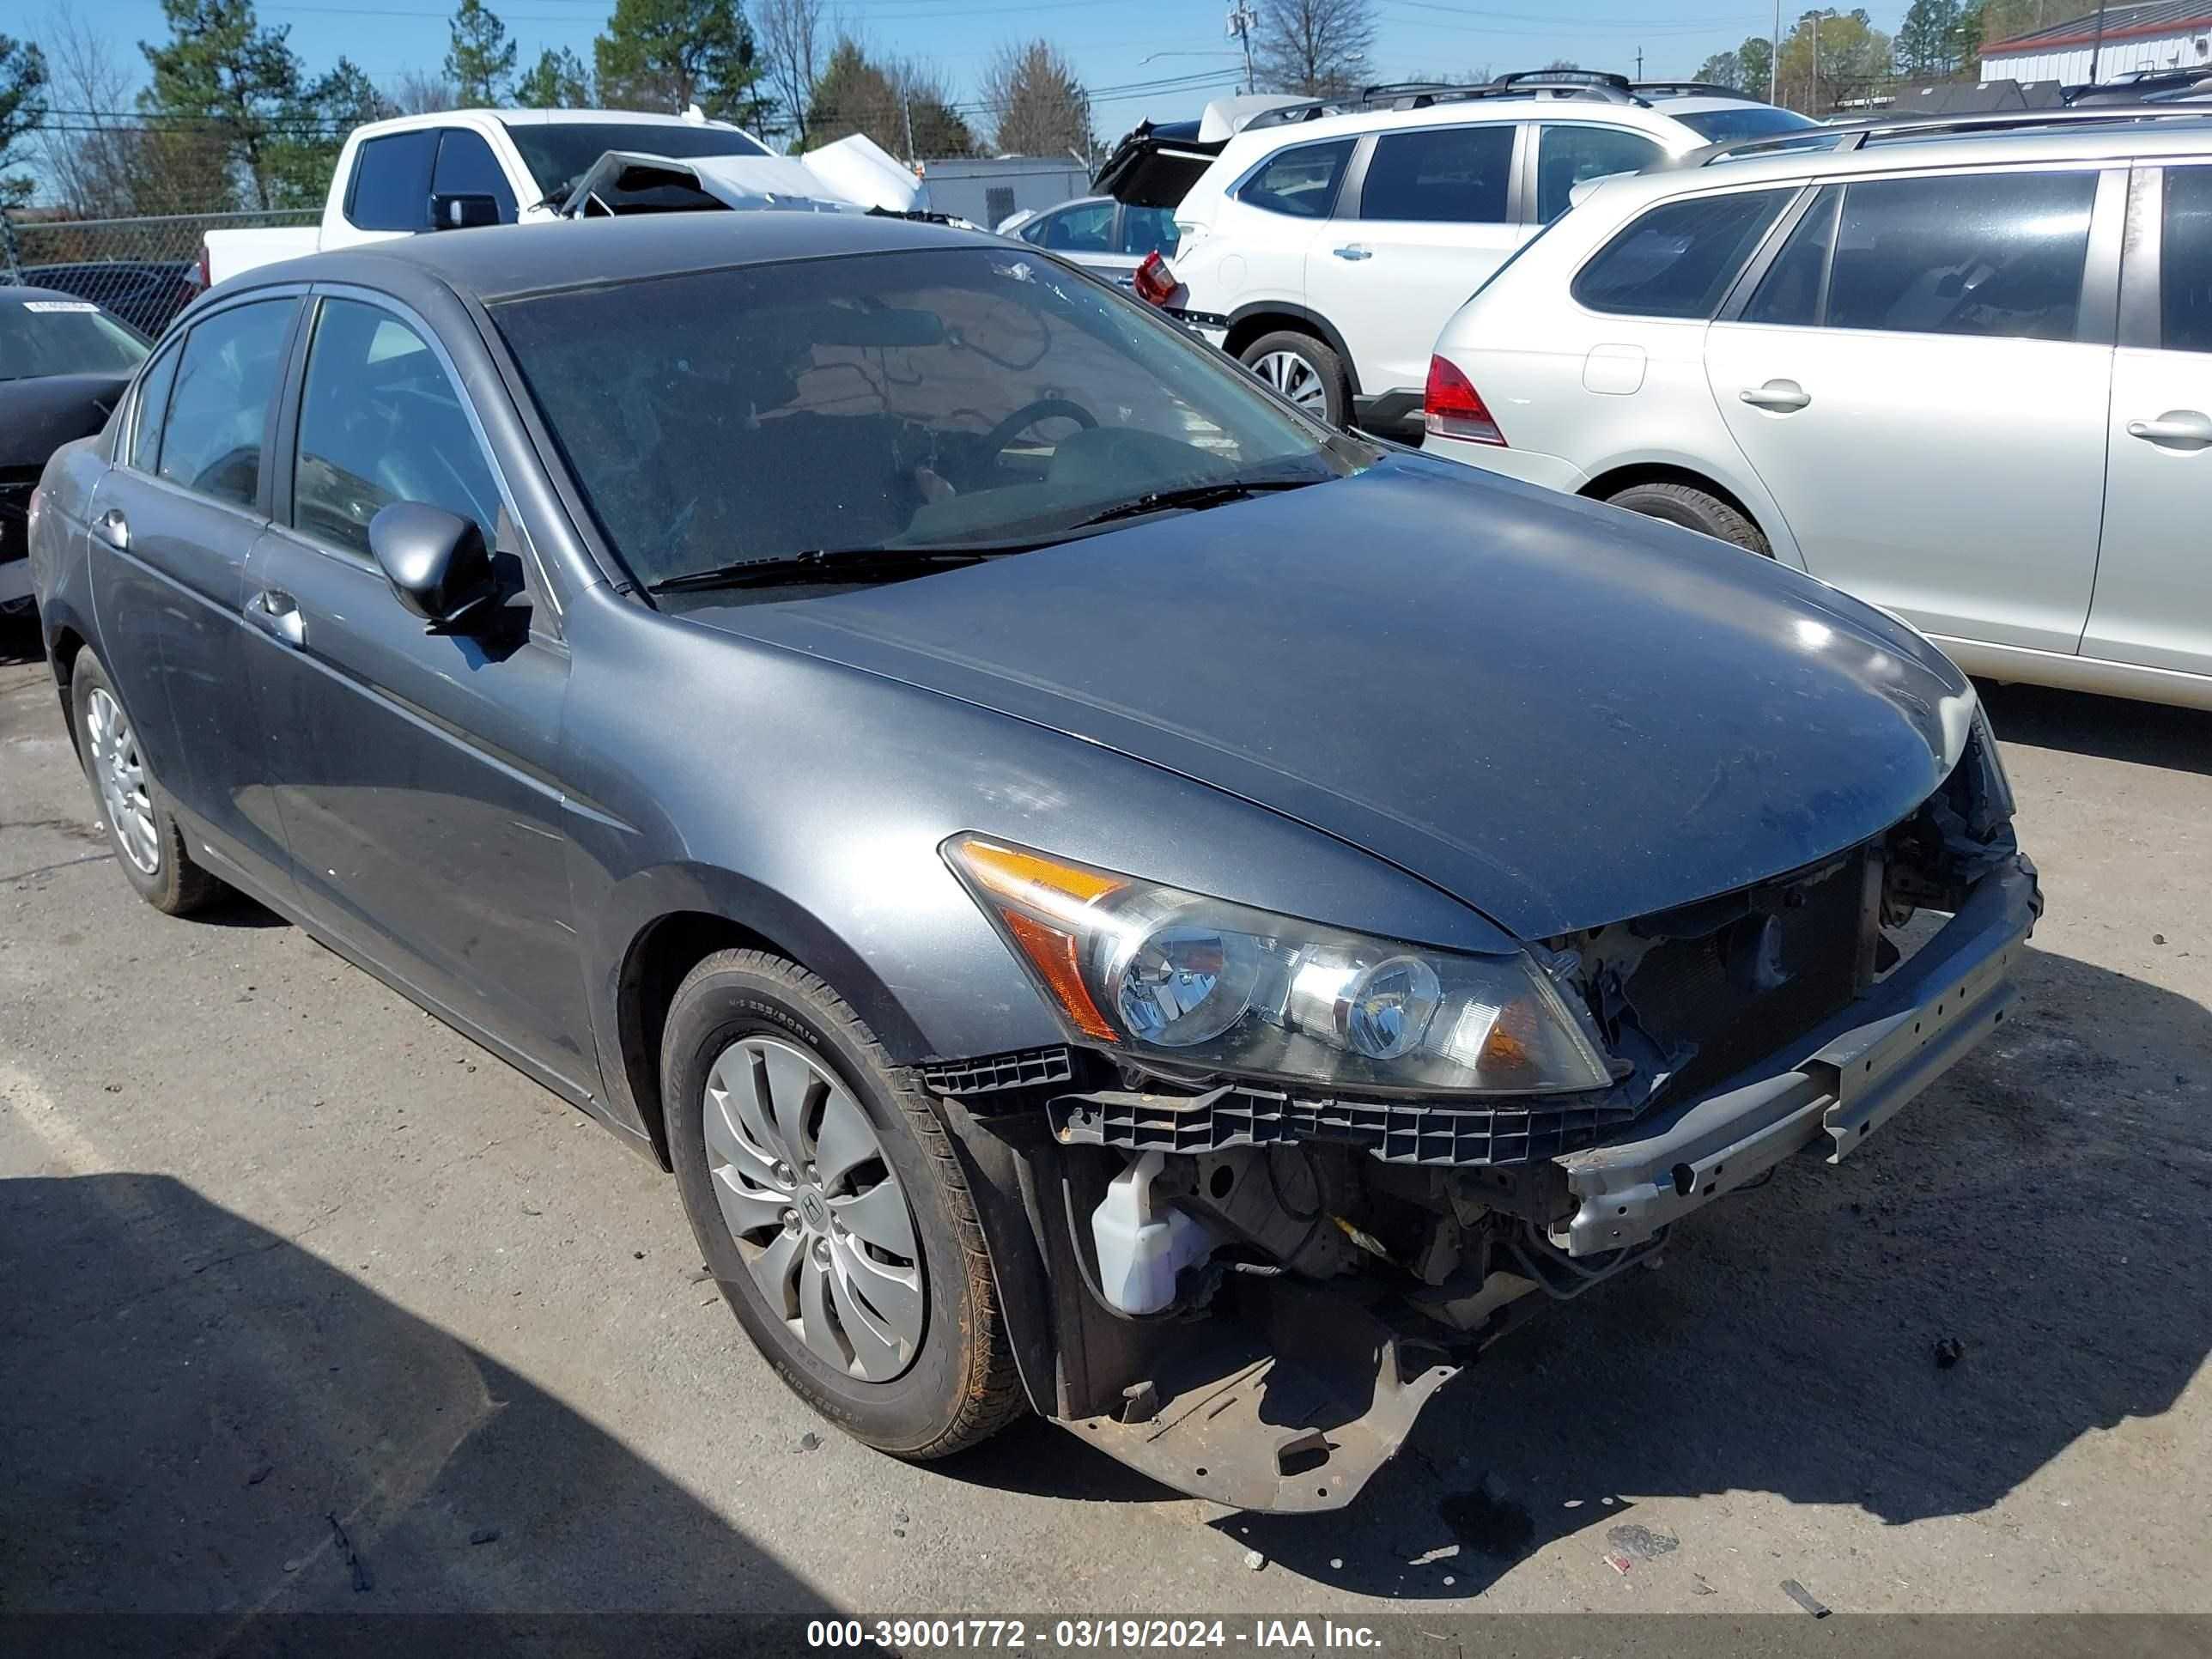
[948, 838, 1126, 1042]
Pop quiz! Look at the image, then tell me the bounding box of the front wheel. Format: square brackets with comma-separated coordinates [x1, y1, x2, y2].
[662, 949, 1024, 1458]
[1241, 330, 1352, 428]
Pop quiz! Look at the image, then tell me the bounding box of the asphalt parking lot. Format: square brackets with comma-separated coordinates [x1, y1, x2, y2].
[3, 616, 2209, 1624]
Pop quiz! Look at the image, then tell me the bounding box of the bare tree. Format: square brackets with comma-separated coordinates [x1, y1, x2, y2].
[30, 9, 227, 216]
[389, 67, 461, 114]
[757, 0, 825, 146]
[1253, 0, 1374, 97]
[979, 39, 1091, 159]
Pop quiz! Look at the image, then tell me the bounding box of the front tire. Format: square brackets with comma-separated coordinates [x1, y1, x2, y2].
[662, 949, 1024, 1459]
[1241, 330, 1352, 428]
[70, 650, 222, 916]
[1605, 481, 1771, 556]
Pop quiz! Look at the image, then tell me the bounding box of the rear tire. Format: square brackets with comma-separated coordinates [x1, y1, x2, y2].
[662, 949, 1024, 1459]
[70, 650, 222, 917]
[1241, 330, 1352, 428]
[1605, 481, 1771, 556]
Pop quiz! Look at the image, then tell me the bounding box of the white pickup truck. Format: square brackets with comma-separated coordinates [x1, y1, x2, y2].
[205, 107, 929, 285]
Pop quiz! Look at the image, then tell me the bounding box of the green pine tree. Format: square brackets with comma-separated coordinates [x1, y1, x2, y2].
[0, 33, 46, 209]
[139, 0, 306, 210]
[447, 0, 519, 106]
[594, 0, 765, 122]
[515, 46, 593, 107]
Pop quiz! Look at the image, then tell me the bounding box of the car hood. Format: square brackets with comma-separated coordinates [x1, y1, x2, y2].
[681, 456, 1973, 940]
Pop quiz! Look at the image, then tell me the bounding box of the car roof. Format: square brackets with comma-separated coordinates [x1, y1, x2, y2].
[358, 106, 761, 136]
[1210, 92, 1690, 166]
[218, 211, 994, 306]
[1584, 112, 2212, 216]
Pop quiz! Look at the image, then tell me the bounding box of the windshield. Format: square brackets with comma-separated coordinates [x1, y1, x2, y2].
[491, 245, 1362, 587]
[0, 297, 148, 381]
[500, 119, 770, 198]
[1675, 105, 1821, 144]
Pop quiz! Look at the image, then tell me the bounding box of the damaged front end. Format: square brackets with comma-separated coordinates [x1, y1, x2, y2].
[925, 720, 2038, 1512]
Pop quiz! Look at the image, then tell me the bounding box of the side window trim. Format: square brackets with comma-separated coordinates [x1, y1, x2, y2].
[1716, 182, 1825, 320]
[2080, 166, 2128, 349]
[2118, 164, 2164, 352]
[122, 339, 184, 474]
[279, 283, 559, 625]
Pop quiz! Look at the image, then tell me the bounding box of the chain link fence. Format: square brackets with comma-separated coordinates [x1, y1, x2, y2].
[1, 207, 319, 339]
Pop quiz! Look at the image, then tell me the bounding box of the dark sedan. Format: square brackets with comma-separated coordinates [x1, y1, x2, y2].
[29, 214, 2038, 1510]
[1, 286, 149, 613]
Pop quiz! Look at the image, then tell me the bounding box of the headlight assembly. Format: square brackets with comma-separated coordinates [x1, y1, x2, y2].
[945, 835, 1618, 1097]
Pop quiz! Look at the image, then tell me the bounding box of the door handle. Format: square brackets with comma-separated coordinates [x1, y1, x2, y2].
[1739, 380, 1811, 413]
[94, 507, 129, 550]
[1332, 245, 1372, 261]
[245, 588, 306, 648]
[2125, 410, 2212, 448]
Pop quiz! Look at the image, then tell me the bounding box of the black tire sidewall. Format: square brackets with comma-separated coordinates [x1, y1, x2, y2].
[70, 653, 180, 908]
[663, 961, 977, 1453]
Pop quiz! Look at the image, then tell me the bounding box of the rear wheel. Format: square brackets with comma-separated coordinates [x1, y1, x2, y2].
[1605, 481, 1771, 556]
[1241, 330, 1352, 428]
[662, 949, 1024, 1458]
[70, 650, 222, 916]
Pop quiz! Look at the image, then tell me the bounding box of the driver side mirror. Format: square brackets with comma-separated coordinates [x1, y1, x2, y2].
[368, 502, 498, 635]
[431, 191, 502, 231]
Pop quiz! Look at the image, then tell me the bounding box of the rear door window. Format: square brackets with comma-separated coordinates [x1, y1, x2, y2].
[1573, 187, 1792, 318]
[1535, 125, 1665, 223]
[1121, 204, 1180, 257]
[157, 300, 299, 509]
[1038, 202, 1115, 252]
[430, 128, 518, 222]
[1824, 170, 2096, 341]
[2160, 163, 2212, 353]
[346, 130, 438, 231]
[1360, 125, 1514, 223]
[1237, 139, 1356, 220]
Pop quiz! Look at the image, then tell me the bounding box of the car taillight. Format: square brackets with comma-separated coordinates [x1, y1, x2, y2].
[1424, 355, 1505, 447]
[197, 243, 211, 291]
[1132, 250, 1183, 309]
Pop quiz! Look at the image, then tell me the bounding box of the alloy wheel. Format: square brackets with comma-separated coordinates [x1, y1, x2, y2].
[1252, 349, 1329, 414]
[702, 1036, 926, 1382]
[85, 686, 158, 876]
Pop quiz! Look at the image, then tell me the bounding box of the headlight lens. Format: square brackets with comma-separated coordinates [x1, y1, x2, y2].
[945, 835, 1616, 1096]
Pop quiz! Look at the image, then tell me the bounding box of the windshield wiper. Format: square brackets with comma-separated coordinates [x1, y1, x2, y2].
[1072, 475, 1324, 528]
[647, 546, 1000, 594]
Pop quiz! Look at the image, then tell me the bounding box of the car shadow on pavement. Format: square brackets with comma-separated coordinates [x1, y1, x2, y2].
[1215, 943, 2212, 1599]
[1978, 679, 2212, 778]
[0, 1171, 851, 1651]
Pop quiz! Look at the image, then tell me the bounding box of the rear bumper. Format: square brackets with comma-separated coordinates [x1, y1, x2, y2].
[1553, 854, 2040, 1257]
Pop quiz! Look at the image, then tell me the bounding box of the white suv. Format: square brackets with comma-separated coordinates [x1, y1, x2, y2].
[1151, 72, 1816, 428]
[1423, 110, 2212, 710]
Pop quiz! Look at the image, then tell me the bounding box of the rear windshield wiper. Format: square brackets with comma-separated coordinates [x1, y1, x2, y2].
[648, 545, 1000, 594]
[1072, 475, 1325, 528]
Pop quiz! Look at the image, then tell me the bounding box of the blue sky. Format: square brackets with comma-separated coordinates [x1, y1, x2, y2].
[6, 0, 1908, 136]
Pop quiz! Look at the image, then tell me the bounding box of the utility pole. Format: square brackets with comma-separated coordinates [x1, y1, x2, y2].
[1227, 0, 1258, 94]
[901, 82, 915, 163]
[2088, 0, 2109, 84]
[1635, 46, 1644, 79]
[1770, 0, 1781, 103]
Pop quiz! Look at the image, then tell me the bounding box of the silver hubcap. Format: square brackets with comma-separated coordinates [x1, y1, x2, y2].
[1253, 349, 1329, 413]
[703, 1036, 925, 1382]
[85, 687, 158, 876]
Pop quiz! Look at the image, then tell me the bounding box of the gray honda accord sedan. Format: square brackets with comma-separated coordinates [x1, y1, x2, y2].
[28, 213, 2039, 1510]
